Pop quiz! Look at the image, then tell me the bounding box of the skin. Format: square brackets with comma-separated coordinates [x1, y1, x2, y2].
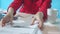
[1, 7, 43, 30]
[31, 12, 44, 30]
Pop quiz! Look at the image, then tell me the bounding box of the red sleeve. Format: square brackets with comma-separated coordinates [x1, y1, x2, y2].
[39, 0, 52, 21]
[8, 0, 23, 15]
[39, 0, 51, 12]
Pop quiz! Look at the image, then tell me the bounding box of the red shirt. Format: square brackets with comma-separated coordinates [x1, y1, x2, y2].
[8, 0, 51, 21]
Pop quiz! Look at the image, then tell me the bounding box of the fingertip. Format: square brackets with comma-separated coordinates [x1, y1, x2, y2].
[2, 23, 5, 27]
[2, 21, 5, 27]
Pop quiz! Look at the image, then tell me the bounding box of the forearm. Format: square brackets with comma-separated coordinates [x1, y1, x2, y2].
[7, 7, 14, 16]
[8, 0, 23, 15]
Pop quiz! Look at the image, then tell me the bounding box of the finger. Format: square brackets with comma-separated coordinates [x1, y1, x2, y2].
[1, 16, 8, 27]
[9, 17, 13, 25]
[38, 19, 44, 30]
[31, 17, 36, 25]
[38, 23, 44, 31]
[1, 19, 6, 27]
[38, 20, 43, 30]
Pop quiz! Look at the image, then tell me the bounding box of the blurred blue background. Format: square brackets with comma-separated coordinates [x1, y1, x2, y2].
[0, 0, 60, 18]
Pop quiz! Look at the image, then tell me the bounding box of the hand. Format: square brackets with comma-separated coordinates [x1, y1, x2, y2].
[31, 12, 44, 30]
[1, 14, 13, 27]
[0, 7, 14, 27]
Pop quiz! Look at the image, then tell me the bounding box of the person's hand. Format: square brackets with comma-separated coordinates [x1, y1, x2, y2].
[31, 12, 44, 30]
[1, 14, 13, 27]
[0, 7, 14, 27]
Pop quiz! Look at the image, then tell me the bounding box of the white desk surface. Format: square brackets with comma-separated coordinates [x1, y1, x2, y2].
[0, 26, 42, 34]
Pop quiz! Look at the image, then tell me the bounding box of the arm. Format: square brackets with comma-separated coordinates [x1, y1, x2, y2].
[1, 0, 23, 27]
[38, 0, 51, 29]
[8, 0, 23, 15]
[38, 0, 52, 21]
[31, 0, 52, 29]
